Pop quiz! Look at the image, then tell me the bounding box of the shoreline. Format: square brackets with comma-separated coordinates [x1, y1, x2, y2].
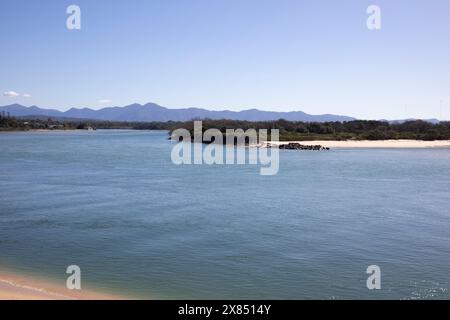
[264, 140, 450, 149]
[0, 269, 125, 300]
[2, 129, 450, 148]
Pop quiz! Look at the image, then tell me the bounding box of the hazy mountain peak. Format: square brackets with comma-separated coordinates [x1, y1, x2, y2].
[0, 103, 356, 122]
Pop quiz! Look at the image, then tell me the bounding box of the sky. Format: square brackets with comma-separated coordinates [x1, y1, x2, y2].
[0, 0, 449, 120]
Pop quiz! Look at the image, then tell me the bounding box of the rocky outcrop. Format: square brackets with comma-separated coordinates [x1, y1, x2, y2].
[267, 142, 330, 150]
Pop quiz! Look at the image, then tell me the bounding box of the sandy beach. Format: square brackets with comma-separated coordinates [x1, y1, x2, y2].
[0, 270, 123, 300]
[266, 140, 450, 149]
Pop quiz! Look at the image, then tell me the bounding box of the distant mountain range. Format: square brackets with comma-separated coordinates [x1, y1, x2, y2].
[0, 103, 355, 122]
[386, 118, 441, 124]
[0, 103, 442, 123]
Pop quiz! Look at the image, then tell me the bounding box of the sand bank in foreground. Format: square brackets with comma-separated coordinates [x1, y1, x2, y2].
[265, 140, 450, 148]
[0, 270, 123, 300]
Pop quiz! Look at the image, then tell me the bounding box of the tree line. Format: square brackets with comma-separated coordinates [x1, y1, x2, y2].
[164, 119, 450, 141]
[1, 115, 450, 141]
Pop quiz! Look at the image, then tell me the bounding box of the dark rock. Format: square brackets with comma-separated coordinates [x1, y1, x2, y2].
[277, 142, 329, 151]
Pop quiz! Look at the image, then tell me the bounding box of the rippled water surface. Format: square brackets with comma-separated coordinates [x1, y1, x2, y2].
[1, 130, 449, 299]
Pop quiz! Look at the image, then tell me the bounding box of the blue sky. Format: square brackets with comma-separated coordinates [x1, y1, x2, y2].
[0, 0, 449, 119]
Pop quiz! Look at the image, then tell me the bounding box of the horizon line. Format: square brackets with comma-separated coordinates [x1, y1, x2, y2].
[0, 102, 447, 122]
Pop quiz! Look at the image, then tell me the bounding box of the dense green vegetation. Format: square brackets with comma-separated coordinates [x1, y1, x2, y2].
[0, 116, 80, 131]
[166, 119, 450, 141]
[0, 116, 163, 131]
[1, 115, 450, 141]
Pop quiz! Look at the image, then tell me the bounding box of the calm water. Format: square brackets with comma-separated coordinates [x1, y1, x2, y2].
[1, 130, 449, 299]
